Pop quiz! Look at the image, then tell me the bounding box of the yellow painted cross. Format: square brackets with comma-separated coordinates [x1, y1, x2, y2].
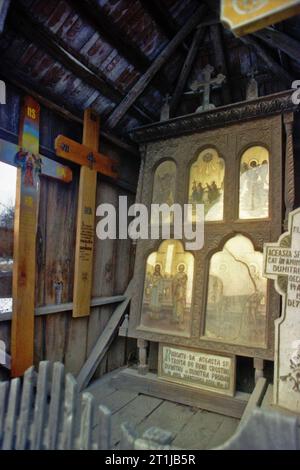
[55, 109, 118, 318]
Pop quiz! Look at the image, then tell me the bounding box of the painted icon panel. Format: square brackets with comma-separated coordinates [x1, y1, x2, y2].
[204, 234, 267, 348]
[140, 240, 194, 337]
[189, 148, 225, 222]
[151, 160, 176, 225]
[239, 146, 269, 219]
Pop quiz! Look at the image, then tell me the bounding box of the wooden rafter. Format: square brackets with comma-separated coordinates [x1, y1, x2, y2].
[210, 24, 232, 104]
[106, 5, 207, 130]
[241, 36, 294, 87]
[0, 0, 10, 34]
[254, 27, 300, 64]
[0, 64, 139, 157]
[139, 0, 189, 53]
[9, 4, 156, 125]
[170, 26, 207, 116]
[72, 0, 172, 94]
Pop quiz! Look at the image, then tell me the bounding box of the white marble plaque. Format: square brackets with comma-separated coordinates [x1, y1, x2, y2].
[158, 344, 236, 396]
[264, 208, 300, 413]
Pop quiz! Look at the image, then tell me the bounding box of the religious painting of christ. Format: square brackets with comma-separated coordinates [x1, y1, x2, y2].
[204, 234, 267, 348]
[188, 148, 225, 221]
[151, 160, 176, 225]
[239, 146, 269, 219]
[140, 240, 194, 337]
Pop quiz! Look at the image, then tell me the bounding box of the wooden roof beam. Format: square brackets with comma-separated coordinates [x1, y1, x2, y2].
[9, 4, 157, 125]
[0, 0, 10, 34]
[106, 5, 207, 129]
[0, 60, 140, 157]
[210, 23, 232, 104]
[254, 27, 300, 64]
[240, 36, 294, 87]
[73, 0, 172, 94]
[139, 0, 189, 51]
[170, 26, 207, 116]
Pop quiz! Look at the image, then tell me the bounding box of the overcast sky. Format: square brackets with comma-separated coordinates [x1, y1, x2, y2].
[0, 162, 16, 214]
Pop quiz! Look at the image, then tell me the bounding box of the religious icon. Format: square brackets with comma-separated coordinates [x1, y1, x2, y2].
[204, 234, 267, 347]
[189, 148, 225, 221]
[239, 146, 269, 219]
[152, 160, 176, 225]
[140, 240, 194, 337]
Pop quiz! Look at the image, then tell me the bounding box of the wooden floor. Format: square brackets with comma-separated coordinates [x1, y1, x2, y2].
[85, 368, 239, 450]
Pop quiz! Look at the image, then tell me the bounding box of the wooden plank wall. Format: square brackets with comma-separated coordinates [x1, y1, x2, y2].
[0, 84, 139, 380]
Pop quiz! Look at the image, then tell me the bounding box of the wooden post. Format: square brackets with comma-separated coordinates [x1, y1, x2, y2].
[11, 97, 40, 377]
[284, 112, 295, 230]
[137, 338, 149, 375]
[253, 358, 264, 384]
[73, 110, 99, 318]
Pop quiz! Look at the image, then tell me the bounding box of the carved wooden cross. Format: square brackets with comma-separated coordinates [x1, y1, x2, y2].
[190, 64, 226, 112]
[0, 96, 73, 377]
[55, 109, 118, 318]
[264, 208, 300, 413]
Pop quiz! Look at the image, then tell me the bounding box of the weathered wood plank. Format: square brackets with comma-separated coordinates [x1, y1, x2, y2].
[0, 295, 127, 322]
[77, 280, 134, 391]
[172, 409, 224, 450]
[79, 392, 94, 450]
[111, 395, 162, 447]
[97, 405, 111, 450]
[112, 368, 249, 419]
[239, 377, 267, 427]
[2, 378, 20, 449]
[97, 389, 139, 415]
[11, 96, 40, 377]
[15, 366, 35, 450]
[72, 109, 99, 318]
[209, 416, 239, 449]
[137, 401, 195, 440]
[60, 373, 78, 450]
[46, 362, 64, 450]
[0, 381, 9, 445]
[30, 361, 50, 450]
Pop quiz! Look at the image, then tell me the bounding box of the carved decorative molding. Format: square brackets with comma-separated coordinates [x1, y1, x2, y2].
[130, 91, 297, 144]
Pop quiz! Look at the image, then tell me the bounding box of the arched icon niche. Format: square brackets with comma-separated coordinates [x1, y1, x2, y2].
[188, 148, 225, 222]
[140, 240, 194, 338]
[239, 146, 269, 219]
[204, 234, 267, 348]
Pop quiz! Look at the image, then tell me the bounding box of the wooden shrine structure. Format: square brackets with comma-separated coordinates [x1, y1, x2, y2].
[0, 0, 300, 451]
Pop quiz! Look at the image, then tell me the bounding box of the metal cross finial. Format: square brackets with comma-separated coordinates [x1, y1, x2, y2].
[190, 64, 226, 113]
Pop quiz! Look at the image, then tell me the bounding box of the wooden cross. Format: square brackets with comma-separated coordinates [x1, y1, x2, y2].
[190, 64, 226, 113]
[0, 96, 73, 377]
[55, 109, 118, 318]
[264, 207, 300, 413]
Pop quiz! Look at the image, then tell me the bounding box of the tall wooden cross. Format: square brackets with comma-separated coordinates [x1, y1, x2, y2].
[55, 109, 118, 318]
[264, 207, 300, 413]
[0, 96, 73, 377]
[190, 64, 226, 113]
